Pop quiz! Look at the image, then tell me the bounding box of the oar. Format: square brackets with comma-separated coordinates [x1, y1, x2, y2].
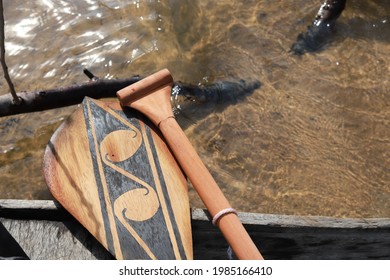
[43, 97, 192, 259]
[117, 69, 263, 260]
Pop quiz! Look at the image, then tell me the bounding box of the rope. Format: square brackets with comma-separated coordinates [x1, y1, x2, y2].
[212, 207, 238, 225]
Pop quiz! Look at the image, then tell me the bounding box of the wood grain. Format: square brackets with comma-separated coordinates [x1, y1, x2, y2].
[43, 97, 192, 259]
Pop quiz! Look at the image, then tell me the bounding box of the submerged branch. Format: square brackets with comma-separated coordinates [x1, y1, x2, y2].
[0, 75, 261, 118]
[291, 0, 347, 55]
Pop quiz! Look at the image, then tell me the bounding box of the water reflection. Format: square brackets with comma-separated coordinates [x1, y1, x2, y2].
[0, 0, 389, 218]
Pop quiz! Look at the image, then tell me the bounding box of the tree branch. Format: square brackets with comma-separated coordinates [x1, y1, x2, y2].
[0, 0, 20, 104]
[0, 76, 142, 117]
[0, 74, 261, 118]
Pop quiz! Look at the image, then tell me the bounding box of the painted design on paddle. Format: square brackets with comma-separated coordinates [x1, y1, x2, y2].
[100, 130, 160, 222]
[83, 98, 186, 259]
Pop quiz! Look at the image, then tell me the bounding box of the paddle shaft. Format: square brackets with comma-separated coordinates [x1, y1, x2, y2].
[159, 117, 263, 260]
[117, 68, 263, 260]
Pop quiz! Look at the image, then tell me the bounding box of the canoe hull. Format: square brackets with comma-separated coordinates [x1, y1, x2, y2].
[1, 199, 390, 260]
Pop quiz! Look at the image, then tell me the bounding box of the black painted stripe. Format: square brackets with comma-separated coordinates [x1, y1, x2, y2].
[144, 122, 187, 259]
[82, 99, 115, 254]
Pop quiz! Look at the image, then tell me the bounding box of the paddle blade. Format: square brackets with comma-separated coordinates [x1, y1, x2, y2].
[43, 97, 192, 260]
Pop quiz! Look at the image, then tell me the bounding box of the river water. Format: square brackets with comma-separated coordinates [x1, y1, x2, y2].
[0, 0, 389, 218]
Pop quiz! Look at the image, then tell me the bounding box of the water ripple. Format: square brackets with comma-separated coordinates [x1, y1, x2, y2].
[0, 0, 389, 217]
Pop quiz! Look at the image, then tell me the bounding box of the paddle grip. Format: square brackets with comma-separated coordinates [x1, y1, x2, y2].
[117, 68, 173, 106]
[159, 117, 263, 260]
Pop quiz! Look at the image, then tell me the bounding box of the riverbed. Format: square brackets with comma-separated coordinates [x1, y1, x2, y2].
[0, 0, 389, 218]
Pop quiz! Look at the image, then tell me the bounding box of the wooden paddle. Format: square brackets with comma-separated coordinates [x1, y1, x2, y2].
[117, 69, 264, 260]
[43, 97, 192, 259]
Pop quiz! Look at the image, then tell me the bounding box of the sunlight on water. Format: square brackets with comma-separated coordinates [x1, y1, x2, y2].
[10, 18, 40, 38]
[0, 0, 389, 218]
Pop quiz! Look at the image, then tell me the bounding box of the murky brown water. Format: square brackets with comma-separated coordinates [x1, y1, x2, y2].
[0, 0, 389, 218]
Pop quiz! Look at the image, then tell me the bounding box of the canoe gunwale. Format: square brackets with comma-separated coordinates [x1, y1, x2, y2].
[2, 199, 390, 229]
[2, 199, 390, 260]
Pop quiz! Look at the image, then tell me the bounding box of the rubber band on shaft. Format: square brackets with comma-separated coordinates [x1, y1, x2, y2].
[212, 208, 238, 225]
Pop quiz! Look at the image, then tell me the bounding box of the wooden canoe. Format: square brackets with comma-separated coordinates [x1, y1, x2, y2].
[1, 199, 390, 260]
